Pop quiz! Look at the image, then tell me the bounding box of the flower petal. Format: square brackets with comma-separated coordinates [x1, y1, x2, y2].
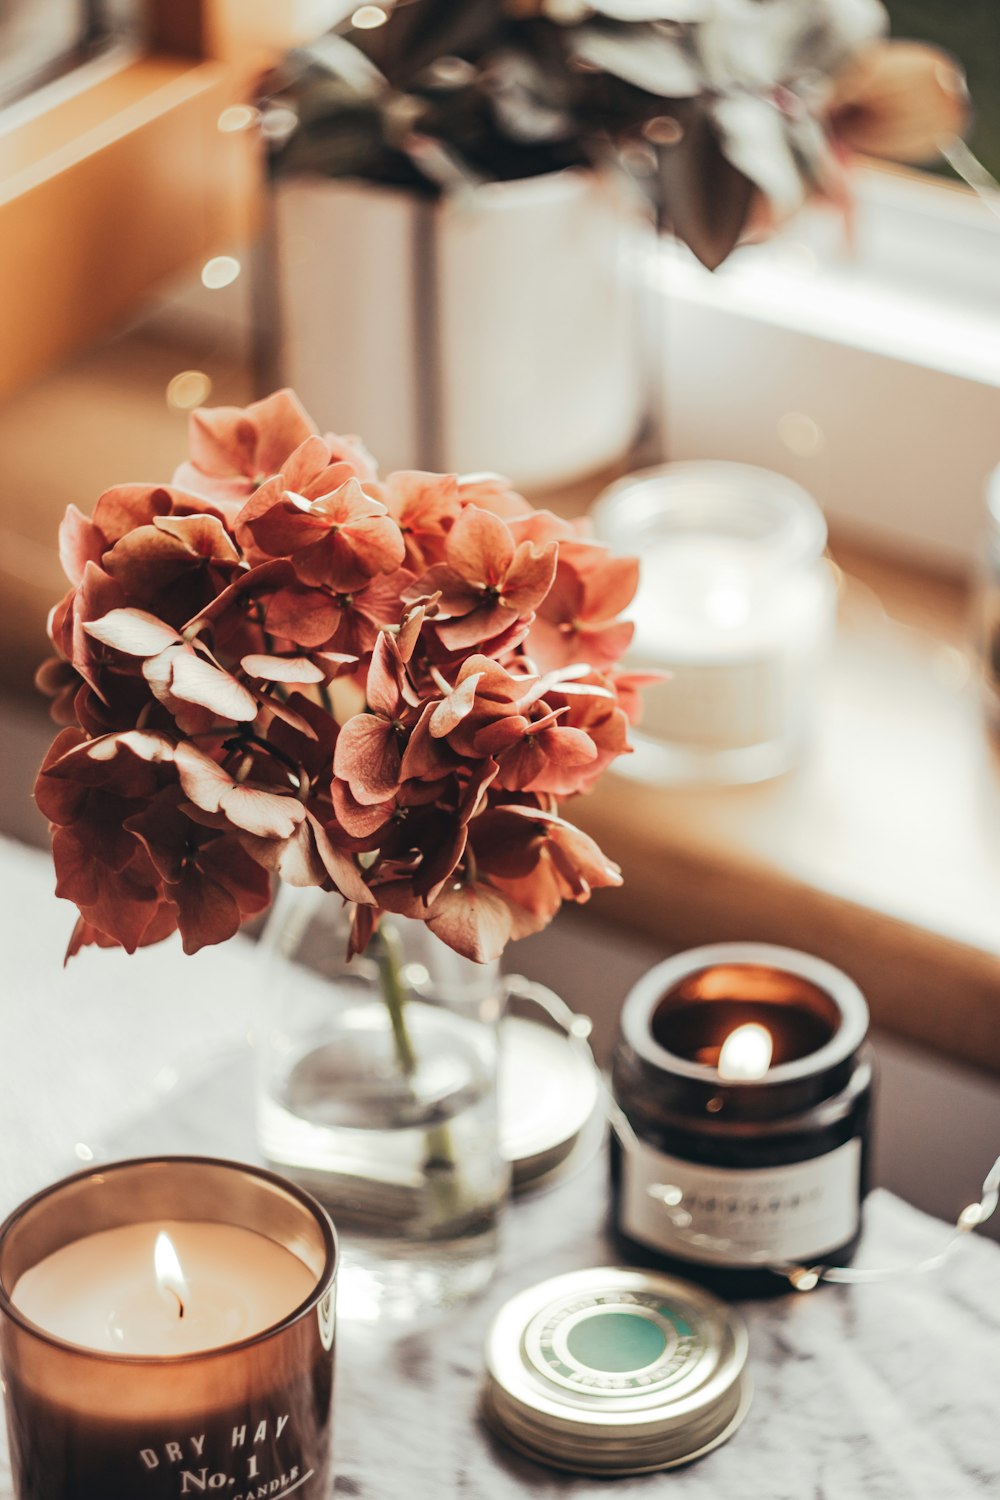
[189, 388, 314, 482]
[165, 649, 259, 722]
[251, 389, 318, 476]
[266, 587, 343, 649]
[91, 484, 172, 544]
[34, 727, 90, 824]
[86, 729, 178, 765]
[573, 26, 702, 96]
[245, 491, 331, 556]
[174, 743, 236, 814]
[169, 867, 243, 955]
[59, 505, 104, 587]
[502, 539, 558, 614]
[219, 785, 305, 839]
[333, 714, 404, 804]
[152, 513, 242, 562]
[712, 93, 807, 217]
[85, 609, 182, 657]
[429, 671, 483, 738]
[578, 553, 641, 622]
[435, 601, 518, 652]
[254, 694, 321, 741]
[426, 880, 513, 963]
[240, 654, 325, 683]
[331, 780, 395, 840]
[445, 505, 514, 585]
[178, 561, 293, 639]
[310, 815, 376, 905]
[365, 633, 404, 721]
[399, 704, 458, 781]
[240, 819, 325, 887]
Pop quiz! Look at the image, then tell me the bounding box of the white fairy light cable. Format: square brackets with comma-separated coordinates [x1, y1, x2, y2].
[938, 134, 1000, 223]
[506, 975, 1000, 1292]
[790, 1151, 1000, 1291]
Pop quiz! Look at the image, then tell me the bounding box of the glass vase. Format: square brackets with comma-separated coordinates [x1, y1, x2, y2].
[255, 888, 508, 1320]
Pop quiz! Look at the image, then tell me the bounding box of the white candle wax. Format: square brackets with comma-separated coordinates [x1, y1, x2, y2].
[628, 537, 825, 661]
[626, 536, 834, 752]
[593, 462, 836, 776]
[12, 1220, 315, 1356]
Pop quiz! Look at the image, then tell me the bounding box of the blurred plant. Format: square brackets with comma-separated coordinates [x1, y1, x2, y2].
[265, 0, 969, 266]
[35, 390, 649, 967]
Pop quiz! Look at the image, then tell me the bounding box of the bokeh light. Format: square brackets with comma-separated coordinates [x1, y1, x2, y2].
[166, 370, 213, 411]
[201, 256, 241, 290]
[352, 5, 389, 28]
[217, 105, 260, 134]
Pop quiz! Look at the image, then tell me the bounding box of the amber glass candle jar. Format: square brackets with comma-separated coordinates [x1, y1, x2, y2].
[610, 944, 873, 1297]
[0, 1157, 338, 1500]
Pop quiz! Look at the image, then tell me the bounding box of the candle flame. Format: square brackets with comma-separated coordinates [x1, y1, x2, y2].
[718, 1023, 773, 1081]
[154, 1232, 187, 1319]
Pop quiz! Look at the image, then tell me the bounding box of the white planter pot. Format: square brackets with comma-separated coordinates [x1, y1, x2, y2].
[274, 169, 644, 488]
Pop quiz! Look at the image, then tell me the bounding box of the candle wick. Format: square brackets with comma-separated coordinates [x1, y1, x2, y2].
[169, 1287, 185, 1320]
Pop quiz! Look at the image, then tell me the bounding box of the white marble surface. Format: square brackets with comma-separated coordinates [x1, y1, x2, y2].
[329, 1181, 1000, 1500]
[0, 837, 260, 1219]
[1, 837, 999, 1498]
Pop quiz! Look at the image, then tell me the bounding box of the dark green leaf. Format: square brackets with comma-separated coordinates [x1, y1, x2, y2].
[653, 99, 754, 269]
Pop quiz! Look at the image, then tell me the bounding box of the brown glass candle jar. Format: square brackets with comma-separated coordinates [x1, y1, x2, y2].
[610, 944, 874, 1297]
[0, 1157, 338, 1500]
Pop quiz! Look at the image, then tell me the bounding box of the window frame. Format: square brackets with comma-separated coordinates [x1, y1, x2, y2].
[658, 160, 1000, 571]
[0, 0, 334, 402]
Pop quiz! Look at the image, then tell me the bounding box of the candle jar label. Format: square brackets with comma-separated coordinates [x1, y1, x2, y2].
[136, 1410, 311, 1498]
[2, 1375, 334, 1500]
[620, 1138, 862, 1267]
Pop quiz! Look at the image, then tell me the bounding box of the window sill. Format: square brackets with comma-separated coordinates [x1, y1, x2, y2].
[0, 53, 257, 402]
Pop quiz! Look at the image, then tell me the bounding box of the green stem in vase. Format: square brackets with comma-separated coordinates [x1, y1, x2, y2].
[373, 923, 459, 1189]
[374, 921, 418, 1078]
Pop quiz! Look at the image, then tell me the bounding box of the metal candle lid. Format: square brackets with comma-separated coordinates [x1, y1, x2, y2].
[482, 1266, 751, 1475]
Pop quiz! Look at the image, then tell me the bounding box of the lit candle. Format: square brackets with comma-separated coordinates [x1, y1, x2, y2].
[717, 1023, 774, 1082]
[12, 1221, 316, 1357]
[0, 1158, 338, 1500]
[611, 944, 873, 1295]
[593, 462, 835, 782]
[155, 1232, 186, 1319]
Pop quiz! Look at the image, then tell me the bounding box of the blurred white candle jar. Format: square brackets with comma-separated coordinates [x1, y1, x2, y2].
[592, 462, 837, 784]
[269, 168, 644, 487]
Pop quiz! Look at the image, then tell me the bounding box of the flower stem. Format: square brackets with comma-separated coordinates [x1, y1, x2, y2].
[373, 923, 461, 1210]
[374, 921, 418, 1078]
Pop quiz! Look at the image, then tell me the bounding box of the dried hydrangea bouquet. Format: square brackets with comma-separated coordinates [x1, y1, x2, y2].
[34, 390, 648, 1306]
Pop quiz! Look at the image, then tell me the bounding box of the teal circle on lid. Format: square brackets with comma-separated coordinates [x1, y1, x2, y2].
[566, 1312, 668, 1373]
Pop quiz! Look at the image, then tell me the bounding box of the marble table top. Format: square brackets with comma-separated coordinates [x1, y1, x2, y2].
[1, 836, 999, 1498]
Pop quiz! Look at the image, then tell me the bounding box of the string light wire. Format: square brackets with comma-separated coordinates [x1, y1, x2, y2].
[505, 975, 1000, 1291]
[938, 134, 1000, 223]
